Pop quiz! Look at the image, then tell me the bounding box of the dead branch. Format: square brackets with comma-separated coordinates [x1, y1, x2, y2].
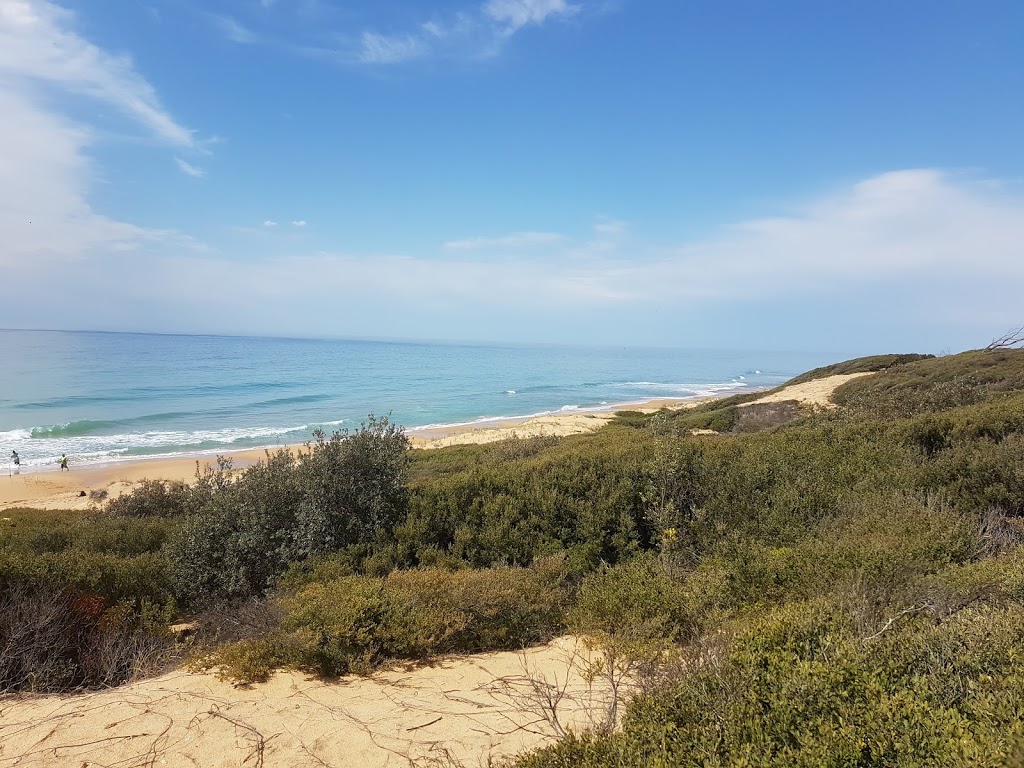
[192, 706, 275, 768]
[862, 603, 934, 641]
[407, 716, 444, 732]
[984, 325, 1024, 351]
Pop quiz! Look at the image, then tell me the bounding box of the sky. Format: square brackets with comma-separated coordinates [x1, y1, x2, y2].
[0, 0, 1022, 355]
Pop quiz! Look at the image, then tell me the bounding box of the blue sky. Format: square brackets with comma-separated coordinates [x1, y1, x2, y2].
[0, 0, 1022, 355]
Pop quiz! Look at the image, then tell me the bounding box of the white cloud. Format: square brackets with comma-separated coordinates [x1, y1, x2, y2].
[0, 89, 151, 267]
[358, 30, 430, 64]
[444, 231, 566, 251]
[175, 158, 205, 178]
[0, 2, 199, 269]
[292, 220, 307, 227]
[263, 220, 279, 227]
[354, 0, 581, 65]
[5, 168, 1023, 348]
[593, 218, 627, 236]
[0, 0, 194, 146]
[121, 170, 1024, 310]
[483, 0, 580, 33]
[211, 14, 257, 44]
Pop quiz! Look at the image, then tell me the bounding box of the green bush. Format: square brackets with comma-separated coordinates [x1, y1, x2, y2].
[833, 349, 1024, 418]
[205, 557, 572, 681]
[166, 416, 409, 606]
[516, 598, 1024, 767]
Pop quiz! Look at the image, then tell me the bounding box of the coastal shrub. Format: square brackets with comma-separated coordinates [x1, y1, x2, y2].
[167, 416, 409, 605]
[515, 597, 1024, 768]
[290, 417, 410, 559]
[399, 431, 653, 570]
[783, 353, 934, 386]
[707, 493, 977, 612]
[731, 400, 805, 432]
[0, 510, 178, 609]
[0, 585, 175, 693]
[833, 348, 1024, 417]
[569, 556, 696, 669]
[105, 478, 193, 518]
[205, 558, 572, 681]
[0, 508, 176, 558]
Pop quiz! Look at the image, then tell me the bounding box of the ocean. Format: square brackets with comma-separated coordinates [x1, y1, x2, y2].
[0, 330, 831, 470]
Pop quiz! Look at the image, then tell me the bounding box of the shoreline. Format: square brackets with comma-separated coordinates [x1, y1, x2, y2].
[0, 394, 724, 511]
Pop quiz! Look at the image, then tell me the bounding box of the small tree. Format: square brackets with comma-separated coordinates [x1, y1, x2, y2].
[290, 415, 410, 560]
[167, 416, 410, 607]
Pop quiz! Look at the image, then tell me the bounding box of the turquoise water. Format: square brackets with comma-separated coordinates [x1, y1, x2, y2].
[0, 330, 830, 470]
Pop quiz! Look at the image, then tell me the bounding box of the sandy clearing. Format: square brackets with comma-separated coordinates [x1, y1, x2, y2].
[741, 372, 874, 410]
[0, 637, 616, 768]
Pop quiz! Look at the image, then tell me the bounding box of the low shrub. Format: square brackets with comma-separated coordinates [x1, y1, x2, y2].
[516, 597, 1024, 767]
[204, 557, 573, 681]
[0, 586, 175, 693]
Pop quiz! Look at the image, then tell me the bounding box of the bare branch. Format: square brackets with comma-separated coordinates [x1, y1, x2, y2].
[861, 603, 933, 641]
[984, 325, 1024, 351]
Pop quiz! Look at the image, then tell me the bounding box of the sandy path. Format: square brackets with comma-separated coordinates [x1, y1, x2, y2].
[0, 637, 611, 768]
[741, 372, 873, 409]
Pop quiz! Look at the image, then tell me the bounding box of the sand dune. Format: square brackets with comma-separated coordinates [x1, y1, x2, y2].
[0, 637, 617, 768]
[741, 372, 872, 409]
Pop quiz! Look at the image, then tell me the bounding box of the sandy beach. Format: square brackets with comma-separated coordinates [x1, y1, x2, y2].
[0, 374, 871, 512]
[0, 397, 712, 511]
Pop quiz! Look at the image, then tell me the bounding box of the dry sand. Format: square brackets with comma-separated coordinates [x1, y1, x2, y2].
[0, 637, 618, 768]
[740, 372, 873, 410]
[0, 449, 283, 512]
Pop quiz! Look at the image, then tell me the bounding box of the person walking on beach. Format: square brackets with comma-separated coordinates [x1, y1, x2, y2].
[10, 450, 19, 476]
[59, 453, 69, 472]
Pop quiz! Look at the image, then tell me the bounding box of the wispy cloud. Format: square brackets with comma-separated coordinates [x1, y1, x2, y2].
[444, 231, 566, 251]
[357, 31, 430, 64]
[0, 0, 194, 146]
[483, 0, 580, 34]
[263, 220, 278, 227]
[351, 0, 584, 65]
[175, 158, 205, 178]
[0, 1, 200, 268]
[210, 14, 257, 44]
[292, 220, 307, 227]
[6, 170, 1023, 346]
[593, 218, 628, 236]
[201, 0, 590, 67]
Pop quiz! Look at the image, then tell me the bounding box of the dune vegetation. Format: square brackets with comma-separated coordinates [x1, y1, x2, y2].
[3, 348, 1024, 765]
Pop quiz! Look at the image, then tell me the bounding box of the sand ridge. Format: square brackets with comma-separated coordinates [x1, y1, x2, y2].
[740, 372, 873, 410]
[0, 637, 619, 768]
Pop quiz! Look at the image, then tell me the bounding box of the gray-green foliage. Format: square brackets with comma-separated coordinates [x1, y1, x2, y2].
[166, 416, 409, 606]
